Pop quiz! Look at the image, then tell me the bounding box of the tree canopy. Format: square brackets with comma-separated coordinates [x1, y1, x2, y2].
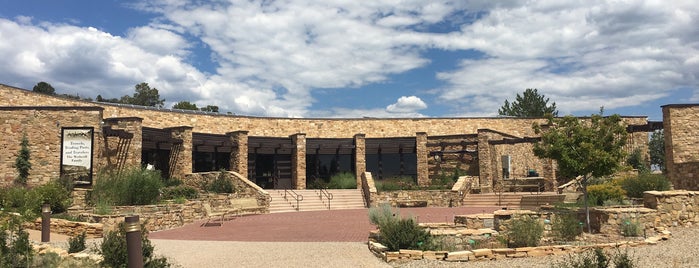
[649, 130, 665, 172]
[200, 105, 219, 113]
[120, 82, 165, 108]
[498, 88, 558, 117]
[532, 110, 627, 231]
[32, 81, 55, 95]
[173, 101, 199, 110]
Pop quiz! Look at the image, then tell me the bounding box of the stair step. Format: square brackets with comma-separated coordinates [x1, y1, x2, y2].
[268, 189, 366, 213]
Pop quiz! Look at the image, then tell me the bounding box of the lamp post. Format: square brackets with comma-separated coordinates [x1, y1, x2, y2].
[125, 215, 143, 268]
[41, 203, 51, 242]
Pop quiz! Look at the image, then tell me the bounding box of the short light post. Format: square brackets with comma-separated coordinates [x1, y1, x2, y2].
[41, 203, 51, 243]
[125, 215, 143, 268]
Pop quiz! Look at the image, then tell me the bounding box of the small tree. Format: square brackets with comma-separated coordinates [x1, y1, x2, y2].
[533, 110, 627, 232]
[498, 88, 558, 117]
[14, 134, 31, 185]
[32, 81, 55, 95]
[120, 82, 165, 108]
[173, 101, 198, 110]
[201, 105, 219, 113]
[649, 130, 665, 172]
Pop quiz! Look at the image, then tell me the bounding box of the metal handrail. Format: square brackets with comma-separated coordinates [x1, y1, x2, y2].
[283, 188, 303, 211]
[318, 187, 333, 210]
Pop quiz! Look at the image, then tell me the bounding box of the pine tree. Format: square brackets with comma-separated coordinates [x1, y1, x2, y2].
[14, 134, 31, 185]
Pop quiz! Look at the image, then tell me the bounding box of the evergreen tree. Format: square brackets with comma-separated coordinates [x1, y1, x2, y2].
[499, 88, 558, 117]
[649, 130, 665, 172]
[32, 81, 55, 95]
[14, 134, 31, 185]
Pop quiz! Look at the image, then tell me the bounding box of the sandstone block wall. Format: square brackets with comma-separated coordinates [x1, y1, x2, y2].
[0, 106, 105, 187]
[663, 104, 699, 190]
[0, 84, 651, 189]
[372, 190, 463, 207]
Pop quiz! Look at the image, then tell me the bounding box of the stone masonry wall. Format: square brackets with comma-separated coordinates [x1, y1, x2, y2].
[0, 106, 105, 187]
[373, 190, 463, 207]
[663, 104, 699, 190]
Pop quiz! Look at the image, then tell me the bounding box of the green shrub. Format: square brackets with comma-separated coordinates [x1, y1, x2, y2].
[92, 167, 164, 206]
[31, 181, 72, 214]
[368, 204, 433, 251]
[161, 185, 199, 200]
[375, 176, 417, 192]
[552, 212, 583, 241]
[587, 184, 626, 206]
[620, 173, 671, 198]
[553, 247, 636, 268]
[68, 232, 87, 253]
[625, 148, 649, 173]
[100, 221, 171, 268]
[502, 215, 543, 248]
[368, 203, 396, 226]
[0, 182, 71, 217]
[620, 217, 641, 237]
[379, 217, 432, 251]
[0, 214, 33, 267]
[31, 251, 62, 268]
[327, 172, 356, 189]
[207, 171, 234, 193]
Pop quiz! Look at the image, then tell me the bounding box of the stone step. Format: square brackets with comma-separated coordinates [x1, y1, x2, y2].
[268, 189, 366, 213]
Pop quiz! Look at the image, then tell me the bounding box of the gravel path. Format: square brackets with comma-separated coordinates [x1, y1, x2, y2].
[151, 240, 390, 268]
[149, 227, 699, 268]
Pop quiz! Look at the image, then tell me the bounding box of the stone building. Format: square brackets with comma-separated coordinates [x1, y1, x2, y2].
[0, 84, 655, 191]
[662, 104, 699, 190]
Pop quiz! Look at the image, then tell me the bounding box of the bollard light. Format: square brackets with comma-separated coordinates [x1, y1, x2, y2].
[125, 215, 144, 268]
[41, 203, 51, 242]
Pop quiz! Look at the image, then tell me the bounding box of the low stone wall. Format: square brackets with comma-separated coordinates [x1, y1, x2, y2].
[643, 190, 699, 227]
[66, 193, 267, 235]
[369, 225, 672, 263]
[370, 237, 669, 263]
[26, 218, 104, 238]
[372, 190, 463, 207]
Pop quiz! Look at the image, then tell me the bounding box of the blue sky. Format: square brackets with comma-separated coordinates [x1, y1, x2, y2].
[1, 1, 697, 121]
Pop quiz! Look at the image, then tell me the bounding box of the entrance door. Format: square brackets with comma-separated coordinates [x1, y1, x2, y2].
[254, 154, 292, 189]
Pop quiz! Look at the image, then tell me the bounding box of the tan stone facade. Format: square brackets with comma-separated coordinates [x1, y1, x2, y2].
[0, 84, 653, 190]
[663, 104, 699, 190]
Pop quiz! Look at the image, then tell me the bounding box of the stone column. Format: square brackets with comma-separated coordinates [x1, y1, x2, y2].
[227, 131, 249, 177]
[477, 130, 493, 193]
[167, 126, 193, 179]
[354, 133, 366, 188]
[290, 133, 307, 189]
[416, 132, 429, 186]
[102, 117, 143, 170]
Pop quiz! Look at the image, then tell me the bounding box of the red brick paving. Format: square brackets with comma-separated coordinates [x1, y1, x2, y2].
[149, 207, 500, 242]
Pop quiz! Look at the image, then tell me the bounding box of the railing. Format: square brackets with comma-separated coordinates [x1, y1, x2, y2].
[318, 187, 333, 210]
[283, 189, 303, 211]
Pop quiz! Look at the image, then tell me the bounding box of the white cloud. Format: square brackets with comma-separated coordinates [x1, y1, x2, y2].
[2, 1, 698, 118]
[126, 26, 191, 56]
[386, 96, 427, 113]
[433, 1, 699, 115]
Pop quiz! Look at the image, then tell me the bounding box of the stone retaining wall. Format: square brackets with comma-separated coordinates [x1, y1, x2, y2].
[372, 190, 463, 208]
[643, 190, 699, 227]
[26, 218, 103, 238]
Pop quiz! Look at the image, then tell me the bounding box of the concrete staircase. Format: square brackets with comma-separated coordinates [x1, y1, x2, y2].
[268, 189, 366, 213]
[461, 192, 565, 209]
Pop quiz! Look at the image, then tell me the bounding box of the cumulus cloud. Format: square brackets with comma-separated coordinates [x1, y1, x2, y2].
[1, 1, 698, 118]
[433, 1, 699, 116]
[386, 96, 427, 113]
